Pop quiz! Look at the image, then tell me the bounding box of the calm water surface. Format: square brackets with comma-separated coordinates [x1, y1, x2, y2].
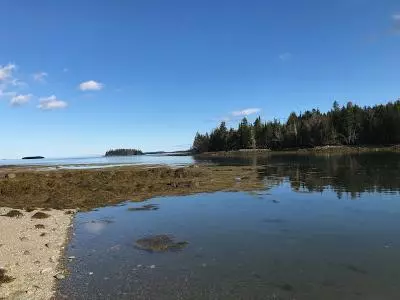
[0, 155, 194, 168]
[58, 153, 400, 300]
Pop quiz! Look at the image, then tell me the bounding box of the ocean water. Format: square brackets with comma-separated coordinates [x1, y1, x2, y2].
[0, 154, 194, 168]
[57, 152, 400, 299]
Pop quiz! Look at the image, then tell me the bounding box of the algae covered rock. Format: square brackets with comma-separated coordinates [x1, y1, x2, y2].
[135, 235, 188, 252]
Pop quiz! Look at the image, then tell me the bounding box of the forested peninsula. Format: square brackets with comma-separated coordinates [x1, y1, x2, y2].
[192, 100, 400, 153]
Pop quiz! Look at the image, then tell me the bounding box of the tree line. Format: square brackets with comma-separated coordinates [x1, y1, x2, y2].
[192, 100, 400, 153]
[105, 148, 143, 156]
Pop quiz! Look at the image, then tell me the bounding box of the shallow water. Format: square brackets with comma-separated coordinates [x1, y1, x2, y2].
[58, 153, 400, 299]
[0, 154, 194, 168]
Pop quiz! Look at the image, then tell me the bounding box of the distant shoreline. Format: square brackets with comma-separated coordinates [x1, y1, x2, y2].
[195, 145, 400, 157]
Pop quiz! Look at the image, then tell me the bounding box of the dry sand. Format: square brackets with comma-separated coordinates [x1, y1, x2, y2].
[0, 207, 74, 300]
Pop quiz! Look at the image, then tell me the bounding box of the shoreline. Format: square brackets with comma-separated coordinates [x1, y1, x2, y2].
[0, 164, 265, 299]
[195, 145, 400, 157]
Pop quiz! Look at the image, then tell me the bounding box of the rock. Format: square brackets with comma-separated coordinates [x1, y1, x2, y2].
[54, 273, 65, 280]
[1, 210, 24, 218]
[5, 173, 16, 179]
[23, 250, 30, 255]
[149, 265, 156, 269]
[40, 267, 52, 274]
[135, 235, 189, 252]
[89, 272, 94, 275]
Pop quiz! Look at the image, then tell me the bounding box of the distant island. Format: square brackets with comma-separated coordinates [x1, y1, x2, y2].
[22, 156, 45, 160]
[105, 149, 143, 156]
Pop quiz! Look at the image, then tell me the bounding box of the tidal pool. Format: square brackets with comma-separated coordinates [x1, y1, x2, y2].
[58, 153, 400, 300]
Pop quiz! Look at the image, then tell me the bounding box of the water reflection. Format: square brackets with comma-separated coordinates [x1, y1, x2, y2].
[195, 152, 400, 198]
[57, 153, 400, 300]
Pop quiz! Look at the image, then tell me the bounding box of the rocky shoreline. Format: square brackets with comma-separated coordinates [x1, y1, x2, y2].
[0, 165, 264, 211]
[0, 164, 264, 299]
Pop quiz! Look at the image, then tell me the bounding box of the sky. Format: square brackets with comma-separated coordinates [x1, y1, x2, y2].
[0, 0, 399, 158]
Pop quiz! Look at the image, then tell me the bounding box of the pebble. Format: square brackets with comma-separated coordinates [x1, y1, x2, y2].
[40, 267, 52, 274]
[54, 273, 65, 280]
[89, 272, 94, 275]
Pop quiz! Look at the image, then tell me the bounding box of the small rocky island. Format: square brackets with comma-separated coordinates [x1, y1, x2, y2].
[105, 148, 143, 157]
[22, 156, 44, 159]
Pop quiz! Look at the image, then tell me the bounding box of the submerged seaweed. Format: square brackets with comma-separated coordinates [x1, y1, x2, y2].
[135, 235, 188, 252]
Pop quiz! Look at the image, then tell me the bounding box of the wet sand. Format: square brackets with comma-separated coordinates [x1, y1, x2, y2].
[0, 208, 74, 299]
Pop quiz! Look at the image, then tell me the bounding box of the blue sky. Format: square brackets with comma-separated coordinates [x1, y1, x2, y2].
[0, 0, 399, 158]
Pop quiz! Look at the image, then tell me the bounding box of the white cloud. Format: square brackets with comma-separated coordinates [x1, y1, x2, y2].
[0, 63, 16, 81]
[232, 108, 261, 117]
[33, 72, 48, 83]
[279, 52, 292, 61]
[10, 94, 32, 106]
[63, 68, 69, 73]
[79, 80, 103, 91]
[392, 14, 400, 21]
[38, 95, 67, 110]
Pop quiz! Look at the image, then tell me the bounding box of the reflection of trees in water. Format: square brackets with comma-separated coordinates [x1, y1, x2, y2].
[195, 153, 400, 199]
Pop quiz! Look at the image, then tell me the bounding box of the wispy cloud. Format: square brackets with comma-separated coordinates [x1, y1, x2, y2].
[232, 108, 261, 117]
[79, 80, 103, 91]
[392, 13, 400, 34]
[0, 63, 16, 81]
[33, 72, 48, 83]
[0, 90, 16, 98]
[10, 94, 32, 106]
[279, 52, 292, 62]
[38, 95, 67, 110]
[63, 68, 69, 73]
[11, 78, 27, 87]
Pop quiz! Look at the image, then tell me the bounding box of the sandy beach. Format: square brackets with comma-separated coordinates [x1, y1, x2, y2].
[0, 207, 74, 300]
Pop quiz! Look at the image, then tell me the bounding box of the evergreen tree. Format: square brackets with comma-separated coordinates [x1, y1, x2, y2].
[192, 100, 400, 153]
